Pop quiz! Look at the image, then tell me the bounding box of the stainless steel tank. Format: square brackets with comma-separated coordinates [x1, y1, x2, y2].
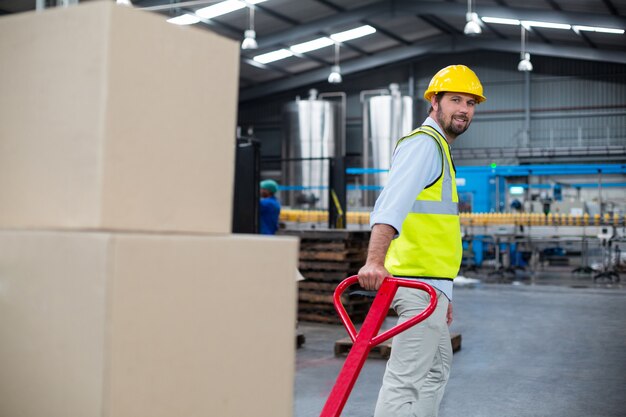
[362, 83, 413, 205]
[282, 89, 344, 209]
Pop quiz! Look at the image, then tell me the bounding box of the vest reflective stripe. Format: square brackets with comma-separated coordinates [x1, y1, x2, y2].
[384, 126, 462, 280]
[419, 125, 455, 204]
[411, 200, 458, 215]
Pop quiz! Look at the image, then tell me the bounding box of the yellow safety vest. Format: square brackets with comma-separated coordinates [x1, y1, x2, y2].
[384, 125, 462, 280]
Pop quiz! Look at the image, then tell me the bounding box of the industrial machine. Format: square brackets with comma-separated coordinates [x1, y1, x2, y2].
[281, 89, 345, 211]
[360, 83, 413, 206]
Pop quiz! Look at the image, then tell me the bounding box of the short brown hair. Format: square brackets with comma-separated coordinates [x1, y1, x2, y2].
[427, 92, 444, 115]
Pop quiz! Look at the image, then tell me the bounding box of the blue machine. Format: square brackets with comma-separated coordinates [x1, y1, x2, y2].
[456, 163, 626, 213]
[348, 164, 626, 267]
[455, 163, 626, 266]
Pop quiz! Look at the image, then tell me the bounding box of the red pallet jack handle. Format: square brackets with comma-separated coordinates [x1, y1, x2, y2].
[319, 275, 438, 417]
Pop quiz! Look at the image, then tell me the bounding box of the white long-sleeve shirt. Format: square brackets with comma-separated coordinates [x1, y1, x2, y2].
[370, 116, 455, 301]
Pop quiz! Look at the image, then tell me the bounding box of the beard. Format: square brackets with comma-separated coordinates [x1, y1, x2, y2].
[436, 107, 471, 138]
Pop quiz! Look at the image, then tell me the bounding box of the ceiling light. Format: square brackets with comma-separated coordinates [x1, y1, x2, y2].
[196, 0, 267, 20]
[242, 30, 258, 49]
[253, 49, 294, 64]
[482, 17, 623, 35]
[327, 42, 342, 84]
[517, 26, 533, 72]
[464, 13, 482, 35]
[481, 16, 520, 25]
[290, 37, 334, 54]
[463, 0, 481, 36]
[247, 24, 377, 68]
[167, 14, 200, 25]
[521, 20, 571, 30]
[196, 0, 245, 19]
[241, 4, 258, 50]
[573, 25, 625, 34]
[116, 0, 132, 5]
[328, 65, 342, 84]
[518, 52, 533, 72]
[330, 25, 376, 43]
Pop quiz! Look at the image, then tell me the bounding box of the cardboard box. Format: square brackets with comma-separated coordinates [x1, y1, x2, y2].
[0, 2, 239, 233]
[0, 231, 298, 417]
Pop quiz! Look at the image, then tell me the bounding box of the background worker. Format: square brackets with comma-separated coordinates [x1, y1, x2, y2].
[357, 65, 486, 417]
[259, 179, 281, 235]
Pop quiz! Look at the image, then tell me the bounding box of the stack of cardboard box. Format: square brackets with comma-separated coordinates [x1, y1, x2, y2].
[0, 3, 299, 417]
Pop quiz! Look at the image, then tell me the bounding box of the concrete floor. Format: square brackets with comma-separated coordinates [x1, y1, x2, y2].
[294, 277, 626, 417]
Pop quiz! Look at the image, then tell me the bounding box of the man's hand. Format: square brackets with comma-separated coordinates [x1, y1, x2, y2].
[358, 224, 397, 291]
[446, 302, 453, 326]
[357, 263, 390, 291]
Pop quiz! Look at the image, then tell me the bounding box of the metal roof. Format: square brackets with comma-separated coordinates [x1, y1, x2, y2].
[3, 0, 626, 101]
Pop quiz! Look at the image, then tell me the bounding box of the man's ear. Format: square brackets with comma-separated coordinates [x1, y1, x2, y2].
[430, 95, 439, 112]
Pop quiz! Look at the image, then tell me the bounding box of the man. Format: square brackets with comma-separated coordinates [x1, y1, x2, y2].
[358, 65, 485, 417]
[259, 179, 281, 235]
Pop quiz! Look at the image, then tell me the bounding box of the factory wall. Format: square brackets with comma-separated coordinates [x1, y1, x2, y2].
[238, 51, 626, 169]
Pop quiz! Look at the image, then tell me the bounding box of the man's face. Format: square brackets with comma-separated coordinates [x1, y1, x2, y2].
[432, 92, 477, 139]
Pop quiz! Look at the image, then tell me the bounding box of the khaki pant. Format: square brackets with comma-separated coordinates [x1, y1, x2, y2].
[374, 287, 452, 417]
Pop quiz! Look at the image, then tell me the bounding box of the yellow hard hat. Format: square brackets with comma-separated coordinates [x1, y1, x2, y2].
[423, 65, 486, 103]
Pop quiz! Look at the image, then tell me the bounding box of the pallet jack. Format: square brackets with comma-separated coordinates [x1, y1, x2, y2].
[319, 275, 438, 417]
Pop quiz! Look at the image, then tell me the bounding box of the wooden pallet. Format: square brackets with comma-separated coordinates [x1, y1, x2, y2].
[298, 293, 371, 323]
[299, 298, 371, 315]
[281, 229, 372, 324]
[334, 336, 392, 359]
[300, 270, 349, 281]
[281, 229, 371, 242]
[334, 333, 462, 359]
[300, 241, 366, 252]
[298, 312, 368, 325]
[298, 281, 339, 292]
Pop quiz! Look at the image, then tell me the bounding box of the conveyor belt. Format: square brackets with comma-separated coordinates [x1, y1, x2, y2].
[281, 209, 625, 229]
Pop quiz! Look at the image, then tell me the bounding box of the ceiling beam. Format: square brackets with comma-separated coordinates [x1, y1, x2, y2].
[162, 8, 243, 39]
[544, 0, 562, 11]
[240, 37, 450, 101]
[418, 15, 462, 35]
[601, 0, 619, 15]
[291, 51, 332, 66]
[528, 27, 552, 44]
[310, 0, 341, 11]
[365, 22, 411, 46]
[481, 22, 508, 39]
[254, 4, 300, 26]
[311, 0, 411, 45]
[576, 31, 598, 49]
[254, 0, 626, 50]
[456, 2, 626, 27]
[241, 58, 293, 76]
[261, 1, 371, 57]
[137, 0, 219, 11]
[487, 38, 626, 63]
[239, 37, 626, 102]
[255, 1, 387, 49]
[239, 75, 256, 85]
